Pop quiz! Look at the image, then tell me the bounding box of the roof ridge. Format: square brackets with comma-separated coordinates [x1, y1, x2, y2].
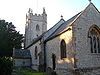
[70, 2, 100, 25]
[46, 19, 65, 33]
[45, 12, 82, 42]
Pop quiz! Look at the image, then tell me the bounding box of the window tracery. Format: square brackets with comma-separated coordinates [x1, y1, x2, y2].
[88, 25, 100, 53]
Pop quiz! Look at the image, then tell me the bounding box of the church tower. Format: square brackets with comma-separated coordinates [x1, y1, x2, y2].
[25, 8, 47, 48]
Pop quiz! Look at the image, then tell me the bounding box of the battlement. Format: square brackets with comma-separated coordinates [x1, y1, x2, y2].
[26, 8, 47, 22]
[25, 8, 47, 47]
[33, 12, 47, 17]
[28, 8, 46, 15]
[33, 13, 43, 17]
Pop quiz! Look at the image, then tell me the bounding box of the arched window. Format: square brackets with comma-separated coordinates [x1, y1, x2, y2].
[97, 37, 100, 53]
[93, 36, 97, 53]
[90, 37, 93, 53]
[88, 25, 100, 53]
[60, 40, 66, 59]
[35, 46, 38, 59]
[36, 24, 40, 31]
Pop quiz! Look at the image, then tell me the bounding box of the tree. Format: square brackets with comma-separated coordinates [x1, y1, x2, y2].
[0, 57, 13, 75]
[0, 20, 23, 56]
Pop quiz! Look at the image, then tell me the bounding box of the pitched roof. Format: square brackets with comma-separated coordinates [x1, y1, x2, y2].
[26, 34, 43, 48]
[26, 2, 100, 47]
[45, 12, 82, 41]
[45, 2, 100, 41]
[13, 49, 31, 59]
[43, 19, 65, 40]
[26, 19, 65, 48]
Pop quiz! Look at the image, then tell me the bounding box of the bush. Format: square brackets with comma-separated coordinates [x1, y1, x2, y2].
[0, 57, 13, 75]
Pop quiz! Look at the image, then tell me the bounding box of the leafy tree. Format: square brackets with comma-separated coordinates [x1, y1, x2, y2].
[0, 57, 13, 75]
[0, 20, 23, 56]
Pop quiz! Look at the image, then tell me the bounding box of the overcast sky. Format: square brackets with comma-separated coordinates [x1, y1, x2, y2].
[0, 0, 99, 34]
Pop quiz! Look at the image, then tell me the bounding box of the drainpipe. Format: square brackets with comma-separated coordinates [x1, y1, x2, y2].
[43, 42, 47, 72]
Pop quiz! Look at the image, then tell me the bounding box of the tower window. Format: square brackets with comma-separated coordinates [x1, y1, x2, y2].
[36, 24, 40, 31]
[60, 39, 66, 59]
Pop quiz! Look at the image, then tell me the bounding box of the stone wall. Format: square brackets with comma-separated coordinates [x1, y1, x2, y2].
[14, 59, 31, 67]
[28, 40, 42, 70]
[25, 10, 47, 48]
[46, 26, 73, 75]
[73, 3, 100, 70]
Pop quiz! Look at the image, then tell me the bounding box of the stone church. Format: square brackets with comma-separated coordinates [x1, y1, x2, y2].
[24, 1, 100, 75]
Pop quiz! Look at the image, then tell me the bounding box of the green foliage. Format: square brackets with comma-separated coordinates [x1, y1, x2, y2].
[15, 67, 46, 75]
[0, 57, 13, 75]
[0, 20, 23, 56]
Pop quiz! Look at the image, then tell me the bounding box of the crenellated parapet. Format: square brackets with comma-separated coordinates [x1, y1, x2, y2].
[25, 8, 47, 48]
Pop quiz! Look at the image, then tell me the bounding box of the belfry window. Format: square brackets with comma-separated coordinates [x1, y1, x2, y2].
[88, 25, 100, 53]
[35, 46, 38, 59]
[60, 39, 66, 59]
[36, 24, 40, 31]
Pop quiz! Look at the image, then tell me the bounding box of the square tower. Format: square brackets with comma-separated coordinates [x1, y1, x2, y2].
[25, 8, 47, 47]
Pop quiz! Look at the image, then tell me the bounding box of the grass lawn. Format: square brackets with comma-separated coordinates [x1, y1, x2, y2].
[14, 67, 46, 75]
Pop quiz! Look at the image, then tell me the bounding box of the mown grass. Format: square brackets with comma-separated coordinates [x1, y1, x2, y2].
[14, 67, 46, 75]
